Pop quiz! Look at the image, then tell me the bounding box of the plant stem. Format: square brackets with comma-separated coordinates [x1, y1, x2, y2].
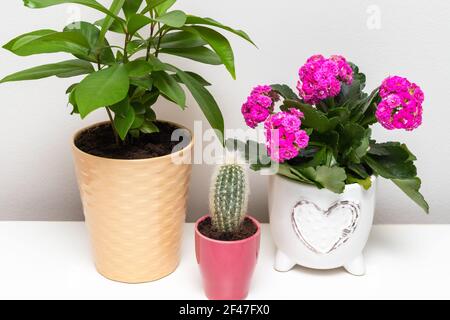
[106, 107, 120, 146]
[123, 33, 129, 63]
[146, 9, 156, 61]
[155, 23, 164, 57]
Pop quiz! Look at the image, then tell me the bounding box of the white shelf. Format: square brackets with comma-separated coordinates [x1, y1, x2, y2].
[0, 222, 449, 300]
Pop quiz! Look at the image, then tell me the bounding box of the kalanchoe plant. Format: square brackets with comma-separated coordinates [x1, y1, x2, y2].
[1, 0, 255, 144]
[210, 162, 249, 234]
[235, 54, 429, 213]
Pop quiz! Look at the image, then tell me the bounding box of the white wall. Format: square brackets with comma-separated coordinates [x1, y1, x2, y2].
[0, 0, 449, 223]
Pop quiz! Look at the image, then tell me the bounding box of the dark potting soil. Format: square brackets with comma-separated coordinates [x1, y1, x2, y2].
[198, 217, 258, 241]
[75, 122, 187, 160]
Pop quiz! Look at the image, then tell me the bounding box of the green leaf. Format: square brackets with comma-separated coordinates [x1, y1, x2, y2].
[156, 10, 187, 28]
[23, 0, 123, 21]
[95, 18, 125, 34]
[154, 0, 175, 15]
[347, 174, 372, 190]
[64, 22, 115, 64]
[141, 0, 172, 14]
[127, 13, 152, 36]
[0, 60, 93, 83]
[173, 71, 211, 86]
[126, 39, 146, 55]
[75, 64, 129, 118]
[347, 163, 370, 179]
[130, 75, 153, 89]
[176, 69, 224, 143]
[147, 55, 167, 71]
[113, 99, 135, 140]
[183, 26, 235, 79]
[160, 46, 222, 65]
[159, 31, 207, 49]
[315, 166, 347, 193]
[123, 0, 143, 19]
[140, 121, 160, 134]
[392, 178, 429, 213]
[99, 0, 125, 43]
[364, 142, 417, 179]
[3, 29, 90, 57]
[185, 15, 255, 46]
[271, 84, 299, 100]
[339, 123, 369, 163]
[283, 99, 338, 133]
[152, 71, 186, 108]
[125, 60, 153, 77]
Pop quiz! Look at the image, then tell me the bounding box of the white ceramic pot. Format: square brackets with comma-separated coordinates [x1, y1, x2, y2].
[268, 175, 376, 276]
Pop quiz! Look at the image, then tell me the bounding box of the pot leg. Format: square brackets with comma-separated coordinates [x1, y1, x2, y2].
[343, 254, 365, 276]
[274, 250, 296, 272]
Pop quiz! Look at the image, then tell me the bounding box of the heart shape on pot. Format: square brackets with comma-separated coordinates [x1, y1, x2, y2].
[291, 200, 360, 254]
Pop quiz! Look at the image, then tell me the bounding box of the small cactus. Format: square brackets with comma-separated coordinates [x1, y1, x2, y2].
[210, 161, 249, 234]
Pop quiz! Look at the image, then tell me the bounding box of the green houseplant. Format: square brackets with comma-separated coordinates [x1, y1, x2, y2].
[234, 54, 428, 275]
[1, 0, 254, 283]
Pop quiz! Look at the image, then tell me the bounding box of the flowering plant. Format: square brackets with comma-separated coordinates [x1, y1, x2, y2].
[1, 0, 254, 144]
[236, 54, 428, 213]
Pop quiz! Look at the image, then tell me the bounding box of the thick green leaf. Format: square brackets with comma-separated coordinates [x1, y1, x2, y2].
[185, 15, 255, 46]
[127, 14, 152, 36]
[113, 99, 135, 140]
[339, 123, 369, 163]
[156, 10, 187, 28]
[3, 30, 90, 57]
[123, 0, 143, 18]
[152, 71, 186, 108]
[99, 0, 125, 43]
[23, 0, 123, 21]
[271, 84, 299, 100]
[183, 26, 235, 79]
[392, 178, 429, 213]
[364, 142, 417, 179]
[283, 99, 339, 133]
[125, 60, 153, 77]
[160, 46, 222, 65]
[75, 64, 129, 118]
[347, 174, 372, 190]
[0, 60, 93, 83]
[315, 166, 347, 193]
[176, 69, 224, 143]
[159, 31, 207, 49]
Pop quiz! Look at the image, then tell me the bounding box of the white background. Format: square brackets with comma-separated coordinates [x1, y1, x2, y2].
[0, 0, 448, 223]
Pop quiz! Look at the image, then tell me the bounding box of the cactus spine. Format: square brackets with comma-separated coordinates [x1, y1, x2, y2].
[210, 162, 249, 234]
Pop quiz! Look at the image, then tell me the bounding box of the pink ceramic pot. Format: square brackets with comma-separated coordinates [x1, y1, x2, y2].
[195, 215, 261, 300]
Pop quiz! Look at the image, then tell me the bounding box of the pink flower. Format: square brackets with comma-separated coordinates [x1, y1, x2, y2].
[376, 76, 424, 131]
[297, 54, 353, 104]
[264, 109, 309, 163]
[242, 85, 279, 128]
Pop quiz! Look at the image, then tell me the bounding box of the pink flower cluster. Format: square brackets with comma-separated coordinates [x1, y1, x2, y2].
[264, 109, 310, 163]
[241, 85, 279, 128]
[376, 76, 424, 131]
[297, 54, 353, 104]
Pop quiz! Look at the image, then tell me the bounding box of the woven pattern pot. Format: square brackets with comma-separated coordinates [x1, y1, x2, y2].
[72, 122, 193, 283]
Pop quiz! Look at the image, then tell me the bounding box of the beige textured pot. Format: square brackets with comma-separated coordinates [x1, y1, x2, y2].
[72, 121, 193, 283]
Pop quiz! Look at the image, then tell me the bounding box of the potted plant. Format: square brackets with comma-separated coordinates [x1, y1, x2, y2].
[195, 159, 260, 300]
[1, 0, 254, 283]
[234, 54, 429, 275]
